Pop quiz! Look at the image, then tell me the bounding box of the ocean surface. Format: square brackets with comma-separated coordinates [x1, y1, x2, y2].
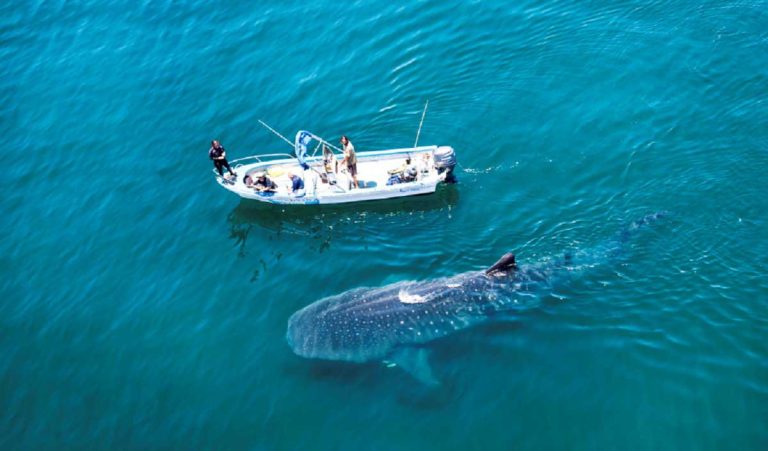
[2, 1, 767, 449]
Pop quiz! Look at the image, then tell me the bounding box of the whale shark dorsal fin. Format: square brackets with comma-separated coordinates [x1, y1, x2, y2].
[387, 347, 439, 386]
[485, 252, 517, 275]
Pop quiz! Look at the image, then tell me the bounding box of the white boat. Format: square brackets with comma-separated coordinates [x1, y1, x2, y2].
[214, 130, 457, 205]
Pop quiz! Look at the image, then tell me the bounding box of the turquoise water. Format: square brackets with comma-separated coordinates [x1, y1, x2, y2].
[2, 1, 767, 449]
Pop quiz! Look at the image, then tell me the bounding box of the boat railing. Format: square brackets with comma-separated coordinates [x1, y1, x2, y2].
[228, 153, 295, 166]
[304, 145, 438, 161]
[214, 146, 438, 179]
[212, 153, 296, 179]
[350, 145, 437, 158]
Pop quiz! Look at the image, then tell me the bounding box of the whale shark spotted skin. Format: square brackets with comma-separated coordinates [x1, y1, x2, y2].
[286, 213, 665, 382]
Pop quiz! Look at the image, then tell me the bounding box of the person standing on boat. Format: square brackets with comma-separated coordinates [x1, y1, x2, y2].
[340, 135, 359, 189]
[209, 140, 235, 178]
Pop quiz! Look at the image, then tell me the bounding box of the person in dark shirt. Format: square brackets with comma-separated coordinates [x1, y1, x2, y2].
[209, 140, 235, 177]
[254, 173, 277, 193]
[287, 172, 305, 195]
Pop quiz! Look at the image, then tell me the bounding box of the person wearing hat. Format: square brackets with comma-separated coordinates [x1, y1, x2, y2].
[253, 172, 277, 192]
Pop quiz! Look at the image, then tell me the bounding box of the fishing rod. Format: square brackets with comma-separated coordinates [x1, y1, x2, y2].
[258, 119, 294, 148]
[413, 99, 429, 148]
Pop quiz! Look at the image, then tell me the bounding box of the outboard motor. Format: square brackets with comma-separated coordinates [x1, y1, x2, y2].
[434, 146, 457, 183]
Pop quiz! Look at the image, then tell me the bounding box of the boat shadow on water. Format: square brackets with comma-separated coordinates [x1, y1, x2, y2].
[226, 186, 459, 282]
[227, 185, 460, 251]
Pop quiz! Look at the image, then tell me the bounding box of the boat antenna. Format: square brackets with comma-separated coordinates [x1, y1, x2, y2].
[413, 99, 429, 148]
[258, 119, 294, 148]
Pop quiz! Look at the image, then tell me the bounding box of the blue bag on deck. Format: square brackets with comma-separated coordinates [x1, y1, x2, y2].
[386, 175, 402, 186]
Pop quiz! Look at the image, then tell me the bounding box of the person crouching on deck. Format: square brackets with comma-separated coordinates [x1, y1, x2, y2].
[287, 172, 305, 197]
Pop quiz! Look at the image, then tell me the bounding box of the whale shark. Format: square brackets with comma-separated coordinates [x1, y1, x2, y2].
[286, 213, 665, 383]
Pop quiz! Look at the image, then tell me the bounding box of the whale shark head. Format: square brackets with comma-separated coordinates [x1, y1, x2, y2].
[286, 284, 417, 362]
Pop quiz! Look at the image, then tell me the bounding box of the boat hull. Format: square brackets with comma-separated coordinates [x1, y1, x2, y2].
[214, 146, 451, 206]
[230, 180, 439, 205]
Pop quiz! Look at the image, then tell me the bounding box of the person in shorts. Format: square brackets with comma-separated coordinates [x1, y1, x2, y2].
[340, 135, 358, 188]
